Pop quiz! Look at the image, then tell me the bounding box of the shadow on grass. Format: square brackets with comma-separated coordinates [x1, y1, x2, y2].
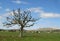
[0, 35, 41, 38]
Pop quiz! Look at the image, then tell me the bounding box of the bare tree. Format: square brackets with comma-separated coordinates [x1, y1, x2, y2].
[3, 8, 39, 37]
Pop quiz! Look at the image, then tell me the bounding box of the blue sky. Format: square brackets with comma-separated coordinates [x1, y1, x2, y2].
[0, 0, 60, 30]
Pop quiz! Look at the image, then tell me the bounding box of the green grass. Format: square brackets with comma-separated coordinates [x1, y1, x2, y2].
[0, 31, 60, 41]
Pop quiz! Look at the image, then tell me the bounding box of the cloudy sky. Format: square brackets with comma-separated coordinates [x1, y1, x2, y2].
[0, 0, 60, 30]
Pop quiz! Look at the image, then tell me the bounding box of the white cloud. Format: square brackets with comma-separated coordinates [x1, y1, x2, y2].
[1, 9, 22, 17]
[12, 0, 28, 4]
[0, 16, 2, 19]
[28, 7, 43, 13]
[5, 8, 10, 12]
[28, 7, 60, 18]
[41, 13, 60, 18]
[12, 0, 21, 4]
[0, 6, 2, 9]
[1, 7, 60, 19]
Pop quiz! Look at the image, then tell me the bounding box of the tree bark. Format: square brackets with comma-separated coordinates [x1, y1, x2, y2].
[19, 26, 23, 37]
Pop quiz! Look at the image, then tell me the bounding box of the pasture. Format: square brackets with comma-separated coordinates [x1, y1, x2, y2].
[0, 31, 60, 41]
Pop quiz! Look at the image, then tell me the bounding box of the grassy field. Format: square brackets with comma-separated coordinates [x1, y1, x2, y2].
[0, 31, 60, 41]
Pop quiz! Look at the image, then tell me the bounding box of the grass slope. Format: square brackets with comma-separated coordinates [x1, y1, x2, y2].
[0, 31, 60, 41]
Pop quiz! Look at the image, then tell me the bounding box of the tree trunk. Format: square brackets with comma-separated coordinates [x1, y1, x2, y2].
[19, 26, 23, 37]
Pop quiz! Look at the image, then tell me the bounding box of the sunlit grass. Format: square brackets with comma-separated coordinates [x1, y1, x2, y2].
[0, 31, 60, 41]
